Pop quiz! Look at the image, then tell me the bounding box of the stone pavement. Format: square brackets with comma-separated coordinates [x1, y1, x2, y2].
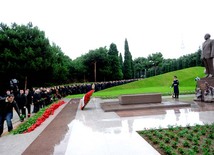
[0, 95, 214, 155]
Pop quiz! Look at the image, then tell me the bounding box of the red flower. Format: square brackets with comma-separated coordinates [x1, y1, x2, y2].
[23, 100, 66, 134]
[84, 90, 94, 104]
[81, 90, 95, 110]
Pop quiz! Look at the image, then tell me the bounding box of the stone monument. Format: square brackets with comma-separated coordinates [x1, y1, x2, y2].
[194, 33, 214, 102]
[201, 33, 214, 78]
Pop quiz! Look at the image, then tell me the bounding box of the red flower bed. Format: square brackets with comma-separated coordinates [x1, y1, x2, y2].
[24, 100, 66, 133]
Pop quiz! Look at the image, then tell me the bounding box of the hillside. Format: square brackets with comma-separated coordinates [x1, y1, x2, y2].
[106, 66, 204, 89]
[69, 66, 205, 98]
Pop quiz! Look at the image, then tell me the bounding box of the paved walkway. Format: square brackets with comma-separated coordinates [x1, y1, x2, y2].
[0, 95, 214, 155]
[0, 98, 71, 155]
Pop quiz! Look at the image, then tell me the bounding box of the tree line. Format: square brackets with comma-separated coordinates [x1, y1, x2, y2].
[0, 22, 203, 93]
[134, 49, 202, 78]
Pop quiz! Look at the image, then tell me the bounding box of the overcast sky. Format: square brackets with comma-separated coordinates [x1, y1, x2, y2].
[1, 0, 214, 60]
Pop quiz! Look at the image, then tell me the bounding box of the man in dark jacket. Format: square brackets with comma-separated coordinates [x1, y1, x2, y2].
[171, 76, 179, 98]
[32, 89, 41, 113]
[16, 89, 27, 119]
[0, 94, 22, 137]
[25, 89, 33, 118]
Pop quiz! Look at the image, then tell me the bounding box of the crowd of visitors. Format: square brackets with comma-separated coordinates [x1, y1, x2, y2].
[0, 79, 136, 136]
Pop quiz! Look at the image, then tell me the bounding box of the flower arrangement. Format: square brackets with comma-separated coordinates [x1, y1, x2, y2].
[12, 100, 66, 134]
[80, 89, 95, 110]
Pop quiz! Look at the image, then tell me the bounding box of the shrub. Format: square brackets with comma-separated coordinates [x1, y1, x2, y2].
[183, 140, 190, 147]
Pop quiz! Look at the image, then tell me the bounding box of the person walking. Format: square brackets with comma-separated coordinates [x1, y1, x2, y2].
[16, 89, 27, 119]
[32, 89, 41, 113]
[0, 94, 22, 137]
[171, 76, 179, 98]
[25, 89, 33, 118]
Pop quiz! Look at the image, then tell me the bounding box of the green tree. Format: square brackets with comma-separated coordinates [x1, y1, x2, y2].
[0, 22, 73, 89]
[83, 47, 110, 82]
[133, 57, 147, 78]
[147, 52, 164, 76]
[196, 48, 202, 66]
[123, 39, 133, 79]
[71, 56, 87, 82]
[119, 53, 123, 78]
[108, 43, 123, 80]
[0, 22, 53, 87]
[49, 44, 72, 84]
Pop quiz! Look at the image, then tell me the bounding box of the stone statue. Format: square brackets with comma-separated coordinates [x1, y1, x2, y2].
[201, 33, 214, 77]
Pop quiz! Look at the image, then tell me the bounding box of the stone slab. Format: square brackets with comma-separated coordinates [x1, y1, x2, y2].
[119, 93, 162, 105]
[101, 101, 191, 112]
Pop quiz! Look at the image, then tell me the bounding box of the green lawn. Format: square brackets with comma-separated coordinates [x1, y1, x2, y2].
[67, 66, 205, 99]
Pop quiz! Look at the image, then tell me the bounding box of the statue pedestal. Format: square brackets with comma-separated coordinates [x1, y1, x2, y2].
[195, 77, 214, 102]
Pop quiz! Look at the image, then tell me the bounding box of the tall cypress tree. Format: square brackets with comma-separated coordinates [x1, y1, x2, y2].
[123, 38, 133, 79]
[119, 53, 124, 79]
[108, 43, 123, 80]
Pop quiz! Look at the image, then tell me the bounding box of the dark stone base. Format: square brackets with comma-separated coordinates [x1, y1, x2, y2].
[197, 77, 214, 88]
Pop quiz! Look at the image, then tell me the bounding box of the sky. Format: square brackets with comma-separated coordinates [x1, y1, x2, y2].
[1, 0, 214, 60]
